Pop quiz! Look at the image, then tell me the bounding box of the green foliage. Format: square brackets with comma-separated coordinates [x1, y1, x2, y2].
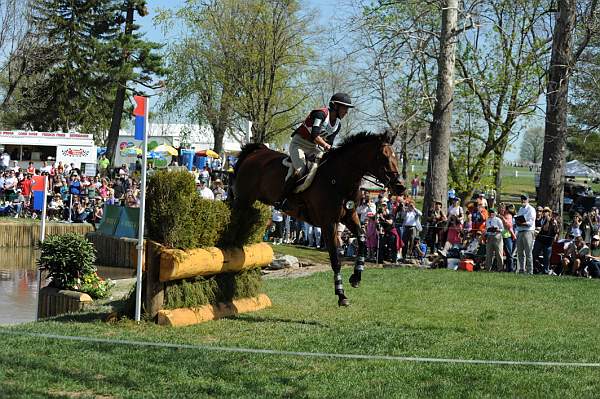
[37, 233, 112, 299]
[157, 0, 314, 144]
[164, 269, 263, 309]
[146, 170, 256, 249]
[520, 127, 545, 163]
[219, 201, 271, 247]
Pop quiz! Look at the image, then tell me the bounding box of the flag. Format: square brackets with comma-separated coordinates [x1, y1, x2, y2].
[133, 95, 147, 140]
[31, 176, 46, 211]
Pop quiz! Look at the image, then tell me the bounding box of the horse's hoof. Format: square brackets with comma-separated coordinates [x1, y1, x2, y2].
[349, 273, 361, 288]
[338, 297, 350, 307]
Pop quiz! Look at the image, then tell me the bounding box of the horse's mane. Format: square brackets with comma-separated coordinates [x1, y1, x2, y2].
[234, 143, 268, 174]
[324, 131, 387, 160]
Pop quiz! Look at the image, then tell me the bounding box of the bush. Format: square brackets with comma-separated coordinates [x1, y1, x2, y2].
[146, 170, 267, 249]
[37, 233, 113, 299]
[164, 269, 263, 309]
[220, 201, 271, 247]
[146, 170, 198, 249]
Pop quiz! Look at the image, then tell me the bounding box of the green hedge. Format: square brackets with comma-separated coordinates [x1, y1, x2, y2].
[146, 170, 270, 249]
[164, 269, 263, 309]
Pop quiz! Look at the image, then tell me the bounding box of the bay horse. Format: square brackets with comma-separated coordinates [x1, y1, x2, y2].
[231, 131, 405, 306]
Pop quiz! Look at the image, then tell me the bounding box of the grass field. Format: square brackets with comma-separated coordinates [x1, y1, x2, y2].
[2, 267, 600, 398]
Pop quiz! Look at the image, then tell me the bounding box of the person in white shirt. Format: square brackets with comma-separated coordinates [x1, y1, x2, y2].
[197, 181, 214, 200]
[485, 208, 504, 271]
[515, 194, 536, 274]
[40, 161, 52, 174]
[0, 152, 9, 171]
[401, 200, 422, 259]
[447, 196, 464, 223]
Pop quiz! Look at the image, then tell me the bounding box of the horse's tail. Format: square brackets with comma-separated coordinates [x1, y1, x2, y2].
[233, 143, 268, 176]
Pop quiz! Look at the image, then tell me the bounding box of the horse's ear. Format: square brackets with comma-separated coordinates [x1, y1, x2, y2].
[384, 129, 397, 144]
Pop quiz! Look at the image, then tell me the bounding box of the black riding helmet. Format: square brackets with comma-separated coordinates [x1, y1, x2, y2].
[329, 92, 355, 108]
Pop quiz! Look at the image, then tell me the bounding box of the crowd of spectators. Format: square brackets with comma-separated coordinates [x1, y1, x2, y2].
[267, 187, 600, 280]
[0, 153, 232, 224]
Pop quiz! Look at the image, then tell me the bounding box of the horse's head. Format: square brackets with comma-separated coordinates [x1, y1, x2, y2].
[372, 131, 405, 195]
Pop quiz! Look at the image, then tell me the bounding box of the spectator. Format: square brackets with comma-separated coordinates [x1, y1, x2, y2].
[20, 174, 32, 203]
[401, 200, 422, 259]
[425, 200, 446, 253]
[98, 155, 110, 177]
[197, 181, 214, 200]
[515, 194, 536, 274]
[26, 162, 35, 174]
[0, 151, 9, 172]
[447, 196, 464, 223]
[69, 173, 82, 197]
[410, 174, 420, 197]
[271, 207, 284, 245]
[532, 207, 559, 274]
[485, 208, 504, 271]
[498, 203, 516, 273]
[476, 193, 488, 209]
[584, 235, 600, 278]
[212, 179, 226, 200]
[555, 236, 588, 276]
[471, 202, 488, 232]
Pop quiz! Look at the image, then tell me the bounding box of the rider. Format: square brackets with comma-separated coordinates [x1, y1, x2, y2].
[276, 92, 355, 210]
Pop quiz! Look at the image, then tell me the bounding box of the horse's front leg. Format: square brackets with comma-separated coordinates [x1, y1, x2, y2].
[322, 223, 349, 307]
[343, 211, 365, 288]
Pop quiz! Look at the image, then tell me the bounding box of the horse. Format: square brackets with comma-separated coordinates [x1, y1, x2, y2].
[231, 131, 406, 306]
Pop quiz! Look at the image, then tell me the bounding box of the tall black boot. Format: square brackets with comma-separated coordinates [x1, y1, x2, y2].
[274, 173, 298, 211]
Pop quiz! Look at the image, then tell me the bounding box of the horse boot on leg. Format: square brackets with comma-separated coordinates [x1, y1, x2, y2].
[335, 272, 349, 306]
[350, 231, 366, 288]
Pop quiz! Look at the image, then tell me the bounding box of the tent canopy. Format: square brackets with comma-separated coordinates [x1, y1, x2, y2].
[564, 160, 599, 178]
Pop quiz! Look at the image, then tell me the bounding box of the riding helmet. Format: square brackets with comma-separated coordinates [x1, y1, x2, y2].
[329, 92, 355, 108]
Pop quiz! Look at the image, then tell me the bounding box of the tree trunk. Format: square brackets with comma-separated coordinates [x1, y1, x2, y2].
[105, 2, 135, 166]
[401, 139, 408, 181]
[423, 0, 458, 215]
[492, 136, 509, 203]
[539, 0, 576, 211]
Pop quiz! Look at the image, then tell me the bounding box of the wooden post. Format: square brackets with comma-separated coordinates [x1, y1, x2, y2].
[144, 240, 164, 320]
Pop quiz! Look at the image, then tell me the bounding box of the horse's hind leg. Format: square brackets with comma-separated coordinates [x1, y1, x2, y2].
[343, 211, 365, 288]
[322, 223, 349, 306]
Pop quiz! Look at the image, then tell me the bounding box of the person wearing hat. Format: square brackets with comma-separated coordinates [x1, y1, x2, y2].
[276, 92, 354, 211]
[515, 194, 536, 274]
[476, 192, 488, 209]
[485, 208, 505, 271]
[532, 206, 559, 274]
[447, 196, 464, 224]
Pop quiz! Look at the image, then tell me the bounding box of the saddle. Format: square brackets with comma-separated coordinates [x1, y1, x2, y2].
[281, 152, 322, 194]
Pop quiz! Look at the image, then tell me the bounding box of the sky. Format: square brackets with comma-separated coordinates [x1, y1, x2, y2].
[138, 0, 530, 161]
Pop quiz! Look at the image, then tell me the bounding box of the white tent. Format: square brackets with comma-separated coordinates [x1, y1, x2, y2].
[564, 159, 599, 178]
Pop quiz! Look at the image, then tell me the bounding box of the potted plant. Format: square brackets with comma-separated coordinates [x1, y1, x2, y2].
[37, 233, 113, 317]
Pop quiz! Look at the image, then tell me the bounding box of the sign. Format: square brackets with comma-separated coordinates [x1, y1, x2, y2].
[0, 131, 92, 139]
[97, 205, 122, 236]
[114, 207, 140, 239]
[56, 145, 97, 166]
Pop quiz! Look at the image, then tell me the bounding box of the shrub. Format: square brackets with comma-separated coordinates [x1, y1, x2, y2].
[164, 269, 263, 309]
[146, 170, 198, 249]
[37, 233, 113, 299]
[220, 201, 271, 247]
[146, 170, 271, 249]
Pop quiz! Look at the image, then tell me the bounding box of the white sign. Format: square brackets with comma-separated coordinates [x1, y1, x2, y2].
[56, 145, 97, 167]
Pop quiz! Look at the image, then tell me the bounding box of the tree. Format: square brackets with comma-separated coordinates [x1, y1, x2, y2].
[158, 0, 314, 147]
[539, 0, 599, 210]
[453, 0, 552, 200]
[16, 0, 122, 135]
[519, 127, 545, 163]
[352, 2, 435, 180]
[104, 0, 166, 163]
[423, 0, 459, 214]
